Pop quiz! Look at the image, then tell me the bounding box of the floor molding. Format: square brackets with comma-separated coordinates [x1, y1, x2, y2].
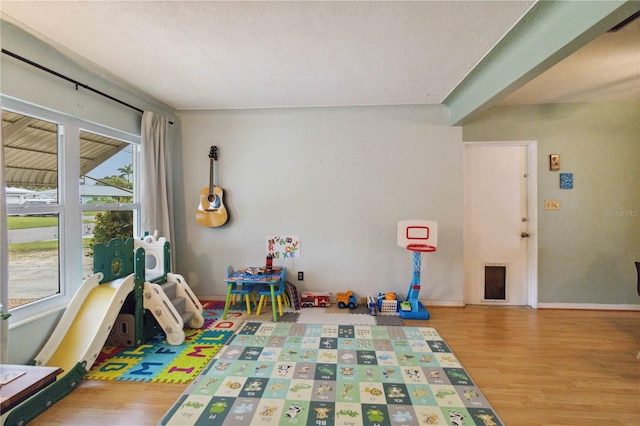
[198, 295, 639, 311]
[537, 302, 640, 311]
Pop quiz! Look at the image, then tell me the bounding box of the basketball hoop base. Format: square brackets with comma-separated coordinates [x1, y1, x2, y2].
[399, 301, 430, 320]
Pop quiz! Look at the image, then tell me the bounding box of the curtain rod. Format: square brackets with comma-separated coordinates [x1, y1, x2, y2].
[2, 48, 173, 124]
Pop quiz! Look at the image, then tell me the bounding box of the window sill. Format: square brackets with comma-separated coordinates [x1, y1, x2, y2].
[8, 300, 68, 330]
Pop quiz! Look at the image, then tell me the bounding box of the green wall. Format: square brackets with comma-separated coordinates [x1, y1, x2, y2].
[464, 102, 640, 304]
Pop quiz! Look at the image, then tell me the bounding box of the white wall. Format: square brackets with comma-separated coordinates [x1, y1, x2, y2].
[173, 106, 464, 304]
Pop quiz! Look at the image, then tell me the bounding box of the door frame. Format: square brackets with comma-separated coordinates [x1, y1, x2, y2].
[463, 141, 538, 308]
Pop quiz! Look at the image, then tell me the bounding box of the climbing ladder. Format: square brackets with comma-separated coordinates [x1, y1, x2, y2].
[143, 272, 204, 345]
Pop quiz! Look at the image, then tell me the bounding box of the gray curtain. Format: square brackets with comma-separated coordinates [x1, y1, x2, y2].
[140, 111, 174, 267]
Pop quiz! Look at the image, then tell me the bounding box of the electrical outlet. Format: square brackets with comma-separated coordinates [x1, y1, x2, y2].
[298, 271, 304, 281]
[544, 200, 561, 210]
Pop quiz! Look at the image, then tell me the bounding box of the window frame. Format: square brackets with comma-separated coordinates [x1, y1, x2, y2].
[2, 96, 141, 326]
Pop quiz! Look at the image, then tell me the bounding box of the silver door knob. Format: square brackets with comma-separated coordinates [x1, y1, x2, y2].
[520, 232, 530, 238]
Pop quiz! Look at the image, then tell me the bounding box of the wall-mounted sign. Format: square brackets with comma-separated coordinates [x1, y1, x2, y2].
[266, 235, 300, 259]
[560, 173, 573, 189]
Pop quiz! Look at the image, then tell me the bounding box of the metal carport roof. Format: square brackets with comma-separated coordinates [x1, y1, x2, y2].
[2, 110, 128, 188]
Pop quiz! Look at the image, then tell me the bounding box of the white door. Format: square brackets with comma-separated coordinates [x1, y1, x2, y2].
[464, 143, 534, 306]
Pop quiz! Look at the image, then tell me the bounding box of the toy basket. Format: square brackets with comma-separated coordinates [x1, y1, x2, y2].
[380, 300, 398, 312]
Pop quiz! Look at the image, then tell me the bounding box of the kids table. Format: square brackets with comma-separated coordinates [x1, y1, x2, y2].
[222, 267, 283, 322]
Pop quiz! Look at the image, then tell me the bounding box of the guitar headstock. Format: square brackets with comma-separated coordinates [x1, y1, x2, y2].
[209, 146, 219, 160]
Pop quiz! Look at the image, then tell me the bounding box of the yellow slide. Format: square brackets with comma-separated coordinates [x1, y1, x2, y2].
[3, 273, 134, 426]
[34, 272, 135, 373]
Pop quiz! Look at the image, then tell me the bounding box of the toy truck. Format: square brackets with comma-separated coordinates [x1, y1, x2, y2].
[336, 291, 357, 309]
[300, 291, 331, 308]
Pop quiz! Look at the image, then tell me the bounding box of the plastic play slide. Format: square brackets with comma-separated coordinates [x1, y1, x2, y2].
[2, 272, 134, 426]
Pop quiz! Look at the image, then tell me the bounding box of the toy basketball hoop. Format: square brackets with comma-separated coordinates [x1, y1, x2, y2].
[406, 244, 436, 253]
[397, 220, 437, 320]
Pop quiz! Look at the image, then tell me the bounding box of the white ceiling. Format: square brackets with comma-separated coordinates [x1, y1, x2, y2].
[499, 13, 640, 106]
[1, 1, 638, 111]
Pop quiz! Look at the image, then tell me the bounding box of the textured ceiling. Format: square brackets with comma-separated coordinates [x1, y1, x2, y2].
[1, 1, 638, 111]
[500, 17, 640, 105]
[1, 1, 535, 110]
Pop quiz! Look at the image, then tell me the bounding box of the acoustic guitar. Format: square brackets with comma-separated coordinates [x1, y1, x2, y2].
[196, 146, 228, 227]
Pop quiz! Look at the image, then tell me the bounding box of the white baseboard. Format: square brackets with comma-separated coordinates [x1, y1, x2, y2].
[198, 295, 467, 307]
[537, 302, 640, 311]
[198, 294, 224, 301]
[423, 300, 465, 307]
[196, 295, 639, 312]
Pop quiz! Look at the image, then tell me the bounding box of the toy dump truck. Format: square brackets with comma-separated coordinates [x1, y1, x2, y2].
[336, 291, 357, 309]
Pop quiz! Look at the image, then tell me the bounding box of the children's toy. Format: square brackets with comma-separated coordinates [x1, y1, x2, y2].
[125, 231, 204, 345]
[397, 219, 438, 320]
[6, 239, 139, 426]
[377, 292, 399, 312]
[4, 234, 205, 426]
[286, 281, 301, 310]
[367, 296, 378, 315]
[336, 291, 357, 309]
[300, 291, 331, 308]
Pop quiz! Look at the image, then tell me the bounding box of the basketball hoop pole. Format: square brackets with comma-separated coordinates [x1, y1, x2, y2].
[408, 250, 422, 313]
[400, 248, 432, 319]
[397, 220, 437, 320]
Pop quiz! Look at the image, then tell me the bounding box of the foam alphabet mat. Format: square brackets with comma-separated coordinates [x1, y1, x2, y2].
[160, 322, 503, 425]
[85, 303, 245, 383]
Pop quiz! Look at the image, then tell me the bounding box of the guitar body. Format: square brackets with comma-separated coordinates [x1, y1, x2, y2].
[196, 186, 228, 227]
[196, 146, 229, 227]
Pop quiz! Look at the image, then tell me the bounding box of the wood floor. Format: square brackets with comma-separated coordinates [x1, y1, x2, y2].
[26, 306, 640, 425]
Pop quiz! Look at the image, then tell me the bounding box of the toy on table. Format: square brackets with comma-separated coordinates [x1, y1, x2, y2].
[336, 291, 358, 309]
[397, 219, 438, 320]
[300, 291, 331, 307]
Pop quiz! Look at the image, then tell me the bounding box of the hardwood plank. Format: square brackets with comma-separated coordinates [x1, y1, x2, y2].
[26, 306, 640, 425]
[27, 380, 187, 425]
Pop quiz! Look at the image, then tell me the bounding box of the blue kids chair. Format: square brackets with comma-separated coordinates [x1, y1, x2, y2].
[227, 266, 257, 314]
[255, 268, 289, 317]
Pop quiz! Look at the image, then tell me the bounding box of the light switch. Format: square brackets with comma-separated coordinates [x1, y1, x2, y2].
[544, 200, 560, 210]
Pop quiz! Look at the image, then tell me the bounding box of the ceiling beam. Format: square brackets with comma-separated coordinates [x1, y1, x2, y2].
[443, 0, 640, 126]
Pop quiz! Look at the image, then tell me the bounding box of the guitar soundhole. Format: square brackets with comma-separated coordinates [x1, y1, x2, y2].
[207, 193, 220, 210]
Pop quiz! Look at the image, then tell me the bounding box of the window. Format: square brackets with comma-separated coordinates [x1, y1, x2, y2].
[4, 111, 62, 309]
[2, 98, 140, 323]
[80, 129, 138, 280]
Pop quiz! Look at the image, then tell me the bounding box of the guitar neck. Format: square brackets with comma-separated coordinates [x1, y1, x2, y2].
[209, 157, 215, 194]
